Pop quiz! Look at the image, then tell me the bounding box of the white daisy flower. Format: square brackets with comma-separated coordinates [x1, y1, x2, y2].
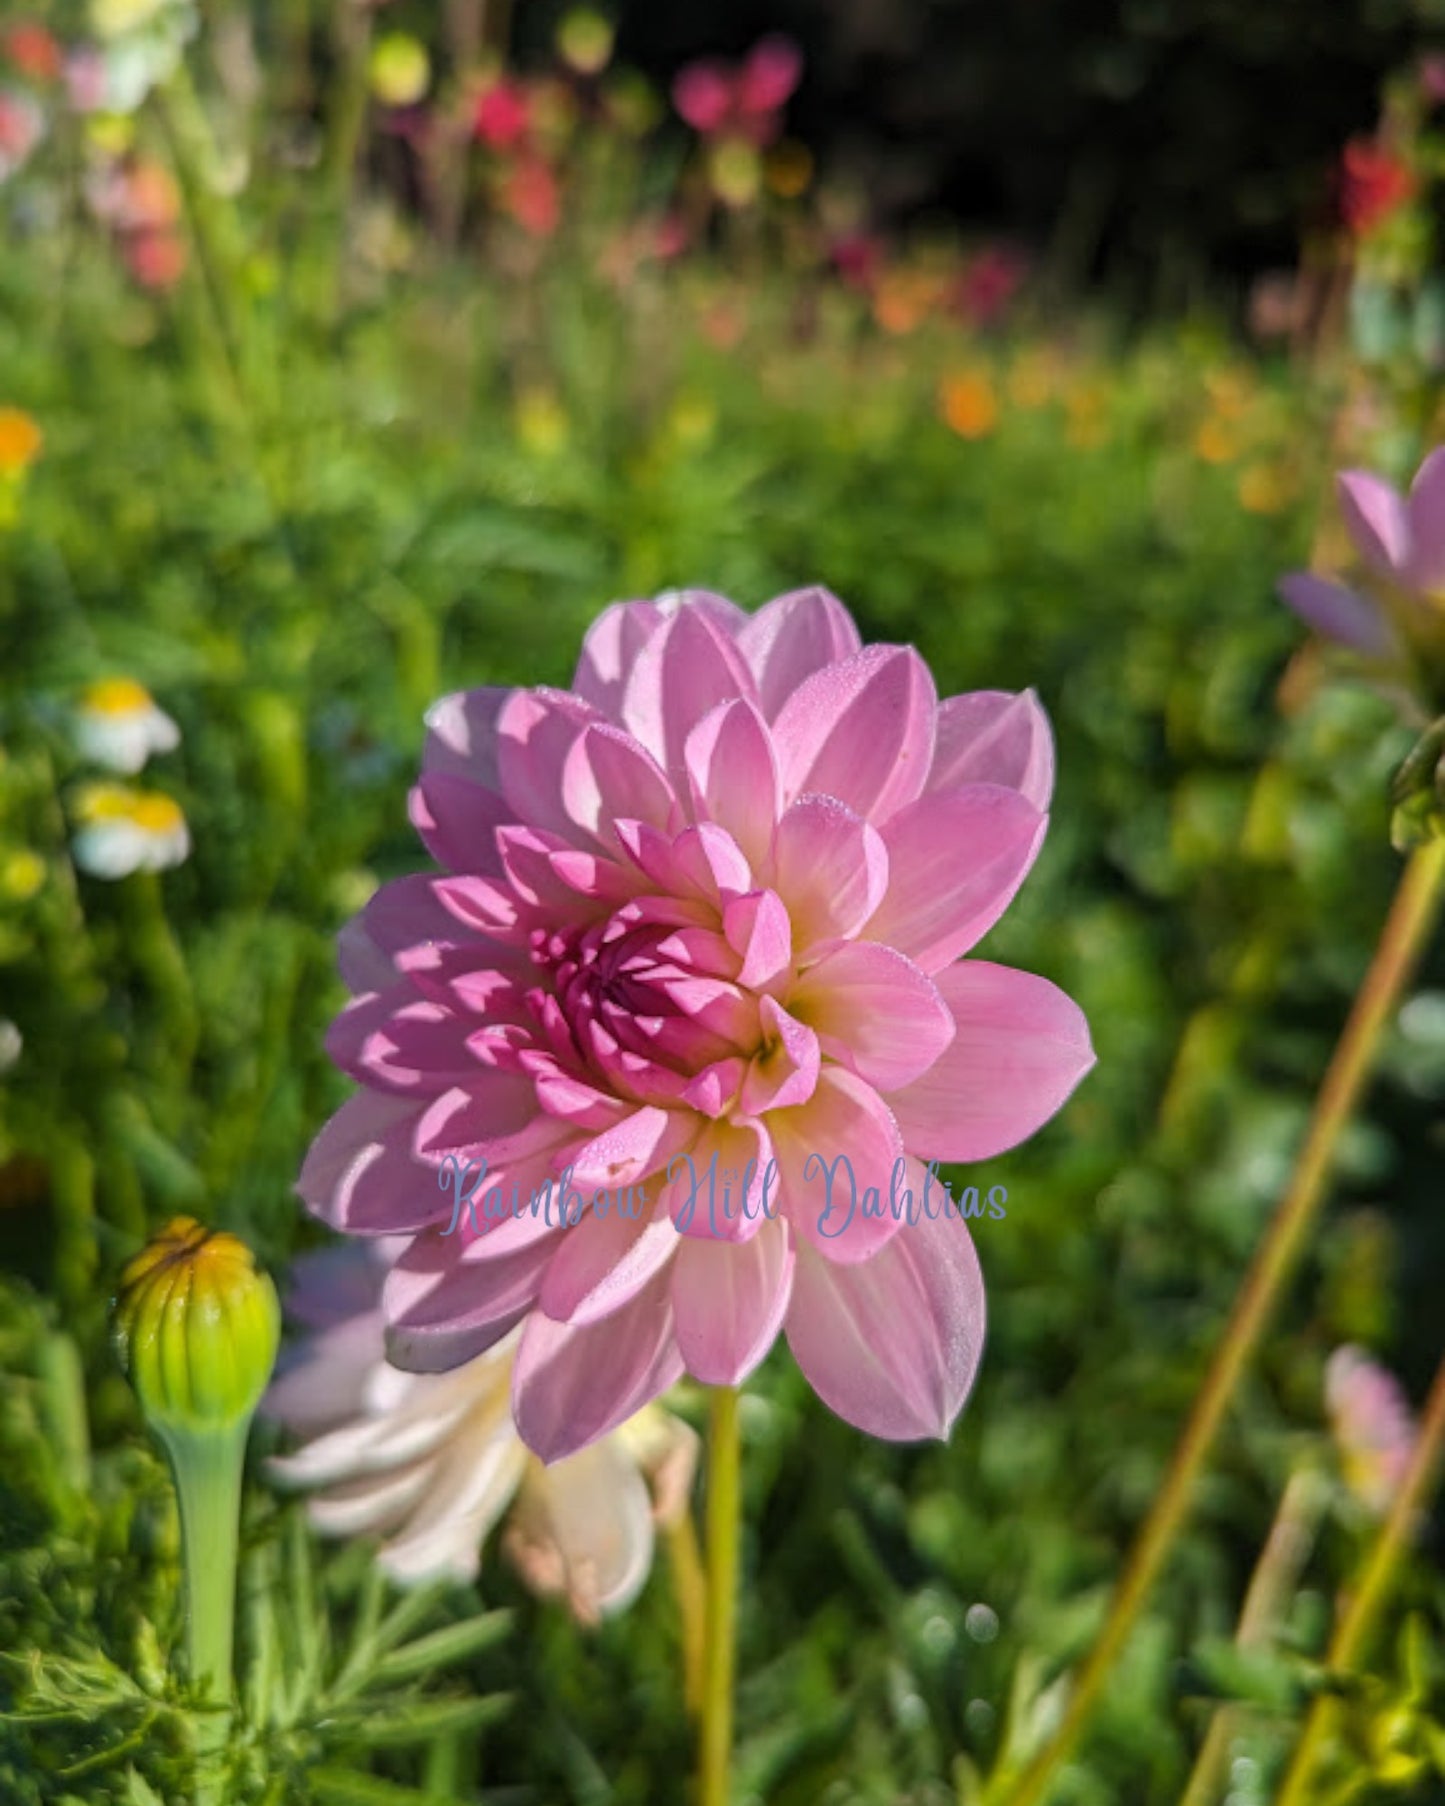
[70, 782, 190, 878]
[264, 1243, 698, 1619]
[74, 678, 180, 774]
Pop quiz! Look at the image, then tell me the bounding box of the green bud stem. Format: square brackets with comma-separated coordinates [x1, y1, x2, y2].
[163, 1422, 247, 1806]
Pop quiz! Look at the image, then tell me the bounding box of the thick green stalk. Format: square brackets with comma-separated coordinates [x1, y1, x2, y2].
[999, 838, 1445, 1806]
[700, 1386, 742, 1806]
[1276, 1351, 1445, 1805]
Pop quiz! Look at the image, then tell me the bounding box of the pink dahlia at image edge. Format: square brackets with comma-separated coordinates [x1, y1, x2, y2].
[298, 587, 1096, 1460]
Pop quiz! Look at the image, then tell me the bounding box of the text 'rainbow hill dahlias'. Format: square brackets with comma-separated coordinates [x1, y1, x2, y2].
[300, 589, 1095, 1460]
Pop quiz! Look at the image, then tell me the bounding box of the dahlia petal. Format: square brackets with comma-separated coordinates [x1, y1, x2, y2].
[772, 644, 937, 822]
[498, 825, 602, 914]
[422, 687, 510, 786]
[264, 1313, 383, 1430]
[1406, 446, 1445, 591]
[619, 604, 760, 779]
[538, 1197, 679, 1325]
[672, 1216, 794, 1385]
[1337, 469, 1410, 580]
[679, 1057, 748, 1117]
[928, 690, 1054, 810]
[572, 600, 668, 719]
[384, 1232, 557, 1370]
[683, 698, 781, 868]
[784, 1203, 986, 1441]
[722, 888, 792, 989]
[664, 1113, 775, 1243]
[566, 1106, 700, 1191]
[378, 1430, 530, 1585]
[496, 687, 601, 845]
[341, 875, 471, 991]
[865, 783, 1047, 971]
[329, 995, 482, 1097]
[1277, 572, 1401, 658]
[887, 961, 1095, 1160]
[413, 1078, 577, 1169]
[337, 918, 396, 995]
[770, 1066, 905, 1262]
[737, 586, 862, 720]
[770, 795, 889, 952]
[512, 1268, 684, 1462]
[409, 773, 510, 875]
[738, 997, 820, 1112]
[298, 1092, 443, 1234]
[562, 722, 679, 846]
[303, 1464, 434, 1541]
[788, 941, 954, 1090]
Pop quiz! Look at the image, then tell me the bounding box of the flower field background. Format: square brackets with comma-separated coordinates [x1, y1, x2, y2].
[4, 6, 1445, 1805]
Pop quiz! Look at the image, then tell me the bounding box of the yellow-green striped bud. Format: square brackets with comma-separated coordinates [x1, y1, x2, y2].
[113, 1217, 280, 1438]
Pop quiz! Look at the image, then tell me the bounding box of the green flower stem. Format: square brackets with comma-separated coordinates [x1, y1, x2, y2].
[999, 837, 1445, 1806]
[1277, 1350, 1445, 1806]
[668, 1506, 708, 1717]
[700, 1386, 742, 1806]
[165, 1423, 247, 1806]
[1179, 1465, 1329, 1806]
[36, 1329, 93, 1497]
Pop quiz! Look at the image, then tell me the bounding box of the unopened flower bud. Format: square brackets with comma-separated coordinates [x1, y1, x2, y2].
[113, 1217, 280, 1440]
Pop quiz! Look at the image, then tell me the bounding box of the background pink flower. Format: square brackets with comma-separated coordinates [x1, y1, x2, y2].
[672, 35, 802, 145]
[300, 589, 1094, 1462]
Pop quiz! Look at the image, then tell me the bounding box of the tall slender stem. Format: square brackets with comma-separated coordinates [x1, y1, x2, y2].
[1179, 1466, 1329, 1806]
[700, 1386, 742, 1806]
[999, 838, 1445, 1806]
[1277, 1350, 1445, 1806]
[668, 1508, 709, 1716]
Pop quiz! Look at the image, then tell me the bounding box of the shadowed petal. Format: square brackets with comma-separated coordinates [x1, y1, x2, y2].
[512, 1268, 684, 1461]
[684, 698, 782, 868]
[620, 604, 760, 779]
[572, 601, 668, 719]
[422, 688, 510, 787]
[538, 1198, 680, 1325]
[298, 1093, 443, 1234]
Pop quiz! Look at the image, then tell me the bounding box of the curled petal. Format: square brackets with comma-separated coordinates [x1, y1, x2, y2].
[737, 586, 862, 720]
[506, 1437, 656, 1618]
[887, 961, 1094, 1161]
[496, 687, 600, 845]
[772, 644, 936, 822]
[620, 604, 760, 780]
[684, 698, 781, 868]
[562, 722, 679, 846]
[409, 773, 511, 875]
[785, 1199, 986, 1441]
[928, 689, 1054, 810]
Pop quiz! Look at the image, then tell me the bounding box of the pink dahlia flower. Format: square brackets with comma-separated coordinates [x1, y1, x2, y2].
[672, 35, 801, 145]
[300, 588, 1095, 1461]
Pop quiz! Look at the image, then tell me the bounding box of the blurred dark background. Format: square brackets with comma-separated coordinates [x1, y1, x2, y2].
[512, 0, 1430, 299]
